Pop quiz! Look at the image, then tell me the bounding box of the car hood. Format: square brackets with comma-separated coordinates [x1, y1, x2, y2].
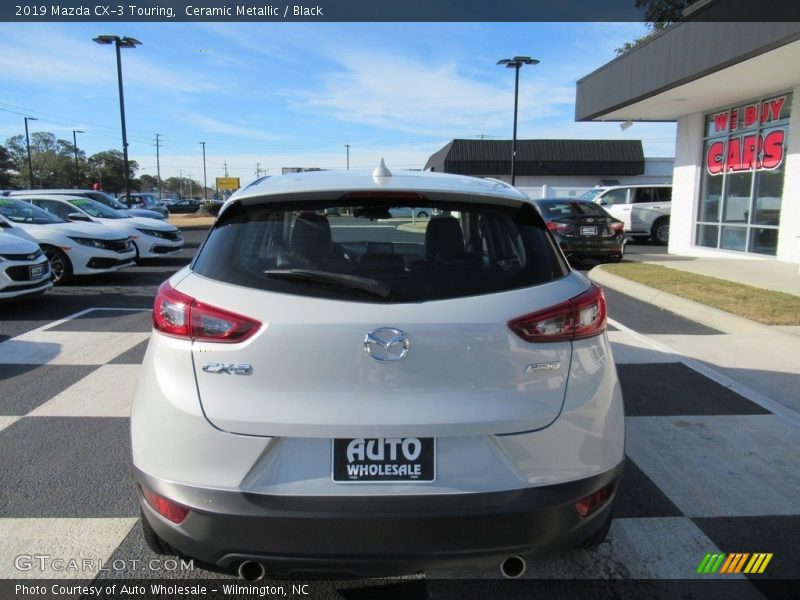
[125, 216, 178, 231]
[0, 231, 41, 254]
[0, 223, 40, 245]
[14, 220, 130, 240]
[125, 208, 165, 220]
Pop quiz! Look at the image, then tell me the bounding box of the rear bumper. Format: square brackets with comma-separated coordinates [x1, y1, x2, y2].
[556, 236, 624, 258]
[136, 461, 623, 576]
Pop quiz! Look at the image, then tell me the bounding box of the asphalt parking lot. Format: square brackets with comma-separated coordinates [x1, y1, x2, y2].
[0, 229, 797, 599]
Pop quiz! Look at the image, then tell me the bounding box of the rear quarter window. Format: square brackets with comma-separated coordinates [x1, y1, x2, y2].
[192, 197, 568, 303]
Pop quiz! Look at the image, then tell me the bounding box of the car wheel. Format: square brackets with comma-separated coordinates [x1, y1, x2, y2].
[42, 246, 73, 285]
[140, 509, 176, 555]
[580, 511, 613, 549]
[651, 218, 669, 245]
[417, 211, 429, 218]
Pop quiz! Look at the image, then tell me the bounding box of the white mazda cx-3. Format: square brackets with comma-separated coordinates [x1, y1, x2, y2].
[132, 163, 624, 579]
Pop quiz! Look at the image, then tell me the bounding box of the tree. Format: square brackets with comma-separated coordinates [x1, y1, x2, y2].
[615, 0, 697, 55]
[137, 174, 160, 193]
[0, 144, 15, 188]
[87, 150, 138, 193]
[4, 132, 88, 188]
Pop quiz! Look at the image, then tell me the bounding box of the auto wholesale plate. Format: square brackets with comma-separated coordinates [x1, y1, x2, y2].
[332, 437, 435, 483]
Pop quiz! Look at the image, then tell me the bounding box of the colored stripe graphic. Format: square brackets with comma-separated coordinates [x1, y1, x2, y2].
[697, 553, 727, 574]
[699, 552, 773, 574]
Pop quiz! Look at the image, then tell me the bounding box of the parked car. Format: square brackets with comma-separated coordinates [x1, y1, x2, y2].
[579, 184, 671, 244]
[118, 193, 170, 219]
[0, 229, 52, 300]
[166, 199, 201, 214]
[6, 189, 167, 221]
[16, 195, 183, 260]
[532, 198, 625, 263]
[0, 198, 135, 284]
[133, 165, 624, 579]
[388, 206, 433, 218]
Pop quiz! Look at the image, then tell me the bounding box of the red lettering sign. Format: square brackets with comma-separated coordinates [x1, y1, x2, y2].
[711, 95, 786, 134]
[705, 129, 786, 175]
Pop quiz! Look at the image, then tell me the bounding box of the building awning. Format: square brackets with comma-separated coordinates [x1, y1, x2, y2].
[424, 139, 644, 176]
[575, 17, 800, 122]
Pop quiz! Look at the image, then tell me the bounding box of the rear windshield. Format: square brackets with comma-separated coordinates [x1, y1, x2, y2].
[193, 198, 567, 303]
[536, 200, 610, 219]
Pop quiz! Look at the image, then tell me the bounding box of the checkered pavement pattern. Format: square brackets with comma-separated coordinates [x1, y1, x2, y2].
[0, 307, 798, 589]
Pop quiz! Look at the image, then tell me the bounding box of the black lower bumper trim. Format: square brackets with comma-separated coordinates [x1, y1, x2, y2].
[136, 461, 624, 575]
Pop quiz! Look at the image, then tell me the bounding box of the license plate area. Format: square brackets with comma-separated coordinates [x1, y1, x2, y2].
[332, 437, 435, 483]
[580, 226, 598, 236]
[29, 264, 45, 279]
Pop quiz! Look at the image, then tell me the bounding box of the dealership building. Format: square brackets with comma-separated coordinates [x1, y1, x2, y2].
[576, 14, 800, 263]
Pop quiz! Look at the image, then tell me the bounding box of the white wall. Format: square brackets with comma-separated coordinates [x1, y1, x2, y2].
[669, 113, 704, 256]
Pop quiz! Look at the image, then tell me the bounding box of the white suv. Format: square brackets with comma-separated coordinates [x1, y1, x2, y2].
[580, 185, 671, 243]
[133, 165, 624, 579]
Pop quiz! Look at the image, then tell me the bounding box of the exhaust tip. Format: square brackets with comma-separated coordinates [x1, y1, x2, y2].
[500, 555, 527, 579]
[238, 560, 266, 581]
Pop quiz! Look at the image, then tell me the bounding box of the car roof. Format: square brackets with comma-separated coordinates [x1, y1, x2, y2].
[230, 163, 529, 204]
[591, 184, 672, 190]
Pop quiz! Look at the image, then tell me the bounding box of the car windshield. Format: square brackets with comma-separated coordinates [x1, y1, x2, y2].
[0, 198, 64, 224]
[86, 191, 128, 210]
[578, 189, 604, 201]
[68, 198, 126, 219]
[536, 200, 610, 219]
[192, 198, 567, 303]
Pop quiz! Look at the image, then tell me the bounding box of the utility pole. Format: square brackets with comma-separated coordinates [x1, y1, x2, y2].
[345, 144, 350, 170]
[200, 141, 207, 201]
[24, 116, 38, 189]
[224, 161, 228, 177]
[179, 168, 184, 199]
[256, 163, 261, 178]
[72, 129, 84, 188]
[154, 133, 162, 199]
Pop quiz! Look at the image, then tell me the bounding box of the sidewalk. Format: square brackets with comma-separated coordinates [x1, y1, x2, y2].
[589, 256, 800, 417]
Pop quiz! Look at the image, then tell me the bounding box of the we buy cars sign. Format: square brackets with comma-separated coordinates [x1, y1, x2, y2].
[706, 96, 787, 175]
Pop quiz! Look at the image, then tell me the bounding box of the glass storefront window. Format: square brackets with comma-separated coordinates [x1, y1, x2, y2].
[697, 92, 790, 256]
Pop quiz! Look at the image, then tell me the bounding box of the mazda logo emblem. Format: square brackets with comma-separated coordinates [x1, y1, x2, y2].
[364, 327, 410, 362]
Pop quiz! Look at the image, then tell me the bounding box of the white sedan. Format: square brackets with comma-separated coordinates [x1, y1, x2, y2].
[17, 195, 183, 260]
[0, 230, 52, 300]
[0, 198, 135, 284]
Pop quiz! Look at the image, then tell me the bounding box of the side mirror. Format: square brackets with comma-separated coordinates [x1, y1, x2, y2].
[0, 220, 9, 228]
[67, 213, 92, 222]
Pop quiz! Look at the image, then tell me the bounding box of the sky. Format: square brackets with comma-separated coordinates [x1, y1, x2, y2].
[0, 21, 677, 187]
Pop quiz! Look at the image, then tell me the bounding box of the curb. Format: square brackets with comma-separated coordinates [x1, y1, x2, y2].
[588, 265, 797, 338]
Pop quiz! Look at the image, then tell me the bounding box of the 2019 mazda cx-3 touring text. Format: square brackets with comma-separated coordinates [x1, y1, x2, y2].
[132, 163, 625, 579]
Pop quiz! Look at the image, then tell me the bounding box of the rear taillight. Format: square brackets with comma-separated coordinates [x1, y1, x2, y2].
[508, 285, 607, 343]
[140, 485, 190, 524]
[573, 483, 613, 518]
[546, 220, 572, 232]
[153, 281, 261, 343]
[608, 221, 625, 232]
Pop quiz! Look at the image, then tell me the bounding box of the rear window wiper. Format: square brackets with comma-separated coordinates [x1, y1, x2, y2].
[263, 269, 391, 300]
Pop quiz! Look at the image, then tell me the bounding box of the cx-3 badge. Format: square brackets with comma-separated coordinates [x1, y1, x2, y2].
[202, 363, 253, 375]
[364, 328, 410, 362]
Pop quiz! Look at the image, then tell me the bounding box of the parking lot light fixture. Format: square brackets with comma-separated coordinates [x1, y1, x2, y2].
[497, 56, 539, 186]
[24, 116, 38, 189]
[93, 35, 141, 199]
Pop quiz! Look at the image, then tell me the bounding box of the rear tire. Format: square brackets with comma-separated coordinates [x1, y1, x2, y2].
[651, 218, 669, 245]
[42, 245, 73, 285]
[140, 509, 176, 555]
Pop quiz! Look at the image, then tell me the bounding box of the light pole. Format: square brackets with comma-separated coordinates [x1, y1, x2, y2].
[154, 133, 162, 199]
[497, 56, 539, 186]
[93, 35, 141, 199]
[345, 144, 350, 170]
[72, 130, 84, 188]
[200, 141, 207, 201]
[24, 116, 38, 189]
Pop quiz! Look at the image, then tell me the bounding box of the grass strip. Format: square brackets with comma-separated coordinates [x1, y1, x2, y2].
[602, 262, 800, 325]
